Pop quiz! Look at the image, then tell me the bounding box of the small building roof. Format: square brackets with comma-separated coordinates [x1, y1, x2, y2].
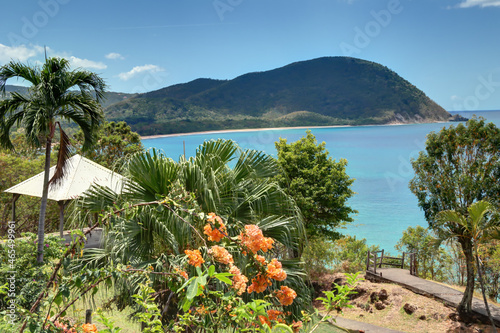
[4, 154, 125, 201]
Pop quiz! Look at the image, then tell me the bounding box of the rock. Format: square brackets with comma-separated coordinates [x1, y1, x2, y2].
[374, 301, 386, 310]
[370, 291, 378, 303]
[351, 286, 367, 300]
[419, 315, 426, 320]
[378, 289, 389, 301]
[431, 313, 440, 320]
[403, 303, 417, 315]
[448, 312, 460, 322]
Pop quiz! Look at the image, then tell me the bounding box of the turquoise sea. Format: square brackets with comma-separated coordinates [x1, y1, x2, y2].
[143, 111, 500, 252]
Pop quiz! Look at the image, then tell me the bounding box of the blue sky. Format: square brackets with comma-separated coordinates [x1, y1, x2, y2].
[1, 0, 499, 111]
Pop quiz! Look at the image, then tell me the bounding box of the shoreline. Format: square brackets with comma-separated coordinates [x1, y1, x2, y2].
[140, 122, 434, 140]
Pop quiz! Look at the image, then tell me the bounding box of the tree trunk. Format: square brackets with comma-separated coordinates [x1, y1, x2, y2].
[457, 238, 475, 317]
[36, 139, 52, 263]
[476, 252, 497, 332]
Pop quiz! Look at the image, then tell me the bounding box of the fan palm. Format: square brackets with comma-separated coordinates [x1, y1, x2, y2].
[436, 200, 500, 329]
[0, 57, 105, 262]
[76, 139, 308, 317]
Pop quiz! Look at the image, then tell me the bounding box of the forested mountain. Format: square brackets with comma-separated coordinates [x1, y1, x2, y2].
[105, 57, 452, 135]
[5, 57, 455, 136]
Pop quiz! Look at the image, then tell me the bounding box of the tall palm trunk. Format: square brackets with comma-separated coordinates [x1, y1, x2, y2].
[457, 238, 475, 317]
[476, 252, 497, 332]
[36, 137, 52, 263]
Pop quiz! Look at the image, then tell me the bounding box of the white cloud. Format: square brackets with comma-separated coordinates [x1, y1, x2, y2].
[0, 44, 44, 64]
[456, 0, 500, 8]
[105, 52, 124, 60]
[68, 56, 107, 70]
[118, 64, 164, 81]
[451, 95, 462, 101]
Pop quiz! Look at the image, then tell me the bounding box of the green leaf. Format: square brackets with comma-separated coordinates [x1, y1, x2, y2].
[208, 265, 215, 277]
[186, 279, 199, 300]
[215, 274, 232, 285]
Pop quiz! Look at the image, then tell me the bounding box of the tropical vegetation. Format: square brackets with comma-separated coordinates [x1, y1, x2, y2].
[410, 117, 500, 316]
[0, 57, 106, 262]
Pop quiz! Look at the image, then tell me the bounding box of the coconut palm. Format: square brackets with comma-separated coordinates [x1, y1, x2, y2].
[436, 200, 500, 330]
[0, 57, 105, 262]
[75, 139, 308, 318]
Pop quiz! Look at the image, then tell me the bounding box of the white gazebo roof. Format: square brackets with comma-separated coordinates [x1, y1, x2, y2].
[4, 154, 125, 201]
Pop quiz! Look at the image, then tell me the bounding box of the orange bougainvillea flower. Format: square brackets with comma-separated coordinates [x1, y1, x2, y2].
[267, 309, 283, 321]
[174, 267, 188, 279]
[247, 274, 271, 294]
[204, 213, 227, 242]
[255, 254, 266, 265]
[258, 315, 271, 327]
[185, 249, 205, 267]
[239, 224, 274, 254]
[81, 323, 98, 333]
[275, 285, 297, 306]
[209, 245, 234, 265]
[229, 264, 248, 295]
[266, 258, 287, 281]
[291, 320, 303, 333]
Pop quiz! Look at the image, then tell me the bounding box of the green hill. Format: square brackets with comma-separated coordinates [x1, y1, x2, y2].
[105, 57, 452, 136]
[3, 57, 453, 136]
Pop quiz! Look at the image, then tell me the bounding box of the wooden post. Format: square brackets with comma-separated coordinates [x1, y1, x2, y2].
[379, 249, 385, 268]
[401, 252, 405, 269]
[366, 250, 371, 271]
[85, 309, 92, 324]
[11, 193, 21, 222]
[58, 201, 68, 238]
[373, 252, 377, 274]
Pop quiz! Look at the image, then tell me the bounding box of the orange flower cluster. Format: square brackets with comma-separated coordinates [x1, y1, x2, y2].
[203, 213, 227, 242]
[247, 274, 271, 294]
[255, 254, 266, 265]
[291, 320, 303, 333]
[209, 245, 234, 265]
[239, 225, 274, 254]
[258, 315, 271, 327]
[266, 258, 287, 281]
[185, 249, 205, 267]
[229, 264, 248, 295]
[275, 285, 297, 306]
[174, 267, 188, 279]
[81, 324, 98, 333]
[266, 309, 283, 321]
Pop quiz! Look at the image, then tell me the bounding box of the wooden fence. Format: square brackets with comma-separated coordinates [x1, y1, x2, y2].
[366, 250, 416, 276]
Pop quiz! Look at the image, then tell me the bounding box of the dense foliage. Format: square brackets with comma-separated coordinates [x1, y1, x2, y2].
[409, 117, 500, 315]
[395, 225, 452, 281]
[0, 57, 106, 263]
[275, 131, 356, 239]
[74, 120, 144, 170]
[71, 139, 310, 323]
[104, 57, 451, 135]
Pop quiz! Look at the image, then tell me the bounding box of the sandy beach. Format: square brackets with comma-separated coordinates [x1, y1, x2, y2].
[139, 121, 449, 140]
[139, 123, 430, 140]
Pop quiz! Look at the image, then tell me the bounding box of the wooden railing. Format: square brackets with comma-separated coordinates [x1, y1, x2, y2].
[366, 250, 416, 276]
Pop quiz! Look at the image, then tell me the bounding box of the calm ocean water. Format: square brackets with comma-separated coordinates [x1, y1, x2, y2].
[143, 111, 500, 252]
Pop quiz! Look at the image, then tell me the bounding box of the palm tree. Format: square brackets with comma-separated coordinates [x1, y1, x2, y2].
[75, 139, 308, 318]
[437, 200, 500, 330]
[0, 57, 105, 262]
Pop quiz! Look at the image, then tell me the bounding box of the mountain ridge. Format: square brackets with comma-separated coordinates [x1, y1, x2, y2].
[105, 57, 454, 135]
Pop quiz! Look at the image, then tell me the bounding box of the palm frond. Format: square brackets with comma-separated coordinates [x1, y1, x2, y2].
[49, 123, 72, 187]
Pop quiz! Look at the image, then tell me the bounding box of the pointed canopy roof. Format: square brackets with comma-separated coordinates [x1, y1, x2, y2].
[4, 154, 125, 201]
